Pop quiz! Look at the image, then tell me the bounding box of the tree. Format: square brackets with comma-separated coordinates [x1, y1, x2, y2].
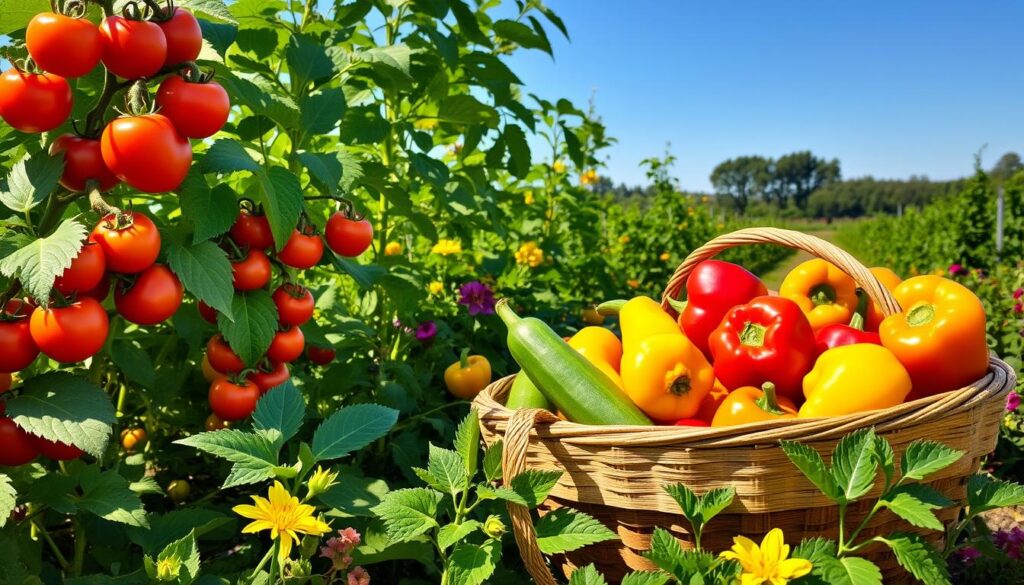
[709, 155, 770, 215]
[773, 151, 841, 209]
[991, 152, 1023, 182]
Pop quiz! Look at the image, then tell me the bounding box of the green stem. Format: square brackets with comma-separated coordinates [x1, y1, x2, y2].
[836, 502, 847, 553]
[458, 348, 470, 369]
[250, 547, 274, 579]
[33, 520, 70, 570]
[72, 517, 86, 576]
[596, 299, 627, 315]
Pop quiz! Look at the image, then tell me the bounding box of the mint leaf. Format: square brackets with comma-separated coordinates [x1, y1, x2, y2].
[475, 484, 527, 506]
[880, 484, 950, 531]
[793, 537, 838, 564]
[780, 440, 841, 501]
[447, 540, 500, 585]
[427, 444, 468, 496]
[311, 404, 398, 462]
[621, 572, 670, 585]
[872, 435, 896, 488]
[663, 483, 700, 520]
[0, 153, 63, 213]
[371, 488, 442, 544]
[252, 380, 305, 445]
[0, 475, 15, 528]
[437, 520, 481, 551]
[535, 508, 616, 554]
[77, 467, 149, 528]
[900, 441, 963, 481]
[0, 218, 86, 304]
[883, 533, 950, 585]
[699, 486, 735, 524]
[644, 527, 684, 575]
[174, 429, 277, 488]
[818, 557, 883, 585]
[966, 474, 1024, 513]
[454, 409, 480, 478]
[568, 564, 607, 585]
[216, 290, 278, 365]
[509, 469, 561, 508]
[6, 372, 115, 457]
[831, 428, 878, 501]
[482, 439, 503, 482]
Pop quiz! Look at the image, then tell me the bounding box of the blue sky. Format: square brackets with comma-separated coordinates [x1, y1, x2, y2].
[505, 0, 1024, 190]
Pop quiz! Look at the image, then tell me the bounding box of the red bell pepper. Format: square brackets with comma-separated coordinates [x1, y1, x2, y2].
[708, 296, 816, 400]
[673, 260, 768, 358]
[814, 290, 881, 356]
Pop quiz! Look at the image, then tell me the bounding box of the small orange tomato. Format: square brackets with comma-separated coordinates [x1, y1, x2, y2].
[120, 427, 147, 451]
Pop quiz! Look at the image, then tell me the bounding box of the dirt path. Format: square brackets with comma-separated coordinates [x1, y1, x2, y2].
[757, 229, 837, 290]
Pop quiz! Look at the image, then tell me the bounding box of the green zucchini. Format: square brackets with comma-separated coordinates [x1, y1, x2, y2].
[496, 299, 652, 426]
[506, 371, 553, 411]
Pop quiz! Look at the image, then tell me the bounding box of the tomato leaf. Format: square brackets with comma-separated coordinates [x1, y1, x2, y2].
[0, 218, 86, 305]
[175, 429, 278, 488]
[216, 290, 278, 366]
[255, 166, 305, 251]
[77, 466, 149, 528]
[252, 380, 305, 445]
[165, 239, 235, 319]
[0, 153, 64, 214]
[178, 170, 237, 244]
[6, 372, 115, 457]
[177, 0, 237, 23]
[311, 403, 398, 462]
[298, 88, 347, 141]
[0, 475, 16, 528]
[0, 0, 49, 35]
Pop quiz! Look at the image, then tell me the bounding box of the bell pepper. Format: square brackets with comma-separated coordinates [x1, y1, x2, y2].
[620, 332, 715, 421]
[711, 382, 797, 426]
[672, 418, 709, 427]
[599, 296, 680, 358]
[779, 259, 859, 330]
[444, 349, 492, 400]
[671, 260, 768, 358]
[799, 343, 912, 417]
[568, 326, 623, 373]
[878, 275, 989, 400]
[708, 296, 816, 399]
[814, 291, 881, 355]
[864, 267, 903, 331]
[695, 378, 731, 422]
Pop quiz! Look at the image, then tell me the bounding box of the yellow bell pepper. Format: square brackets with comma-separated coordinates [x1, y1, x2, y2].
[620, 332, 715, 422]
[602, 296, 682, 357]
[799, 344, 912, 418]
[780, 259, 859, 330]
[569, 326, 623, 373]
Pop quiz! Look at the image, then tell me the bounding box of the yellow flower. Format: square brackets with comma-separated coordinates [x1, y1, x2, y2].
[618, 235, 631, 244]
[431, 239, 462, 256]
[579, 169, 598, 186]
[306, 466, 339, 499]
[716, 222, 726, 230]
[233, 481, 331, 565]
[701, 195, 710, 204]
[384, 241, 402, 256]
[523, 191, 535, 205]
[156, 556, 181, 580]
[627, 279, 640, 289]
[719, 528, 812, 585]
[552, 160, 566, 173]
[428, 281, 444, 295]
[660, 252, 671, 262]
[515, 242, 544, 268]
[687, 207, 695, 216]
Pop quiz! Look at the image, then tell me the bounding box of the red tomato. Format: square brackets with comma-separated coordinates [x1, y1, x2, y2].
[232, 249, 272, 291]
[307, 345, 336, 366]
[0, 316, 40, 373]
[30, 298, 109, 363]
[27, 13, 103, 78]
[91, 211, 161, 274]
[278, 229, 324, 269]
[248, 361, 289, 394]
[156, 76, 229, 139]
[101, 114, 191, 193]
[0, 69, 72, 133]
[32, 435, 84, 461]
[0, 418, 38, 466]
[0, 373, 10, 393]
[157, 8, 202, 66]
[326, 213, 374, 257]
[53, 241, 106, 295]
[3, 299, 35, 318]
[98, 16, 167, 79]
[198, 301, 218, 324]
[272, 284, 314, 326]
[49, 135, 120, 192]
[80, 275, 111, 302]
[208, 379, 259, 421]
[114, 264, 183, 325]
[230, 210, 274, 250]
[207, 335, 244, 374]
[267, 327, 304, 363]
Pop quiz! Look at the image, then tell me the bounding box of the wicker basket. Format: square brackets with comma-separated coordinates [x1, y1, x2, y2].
[473, 227, 1017, 584]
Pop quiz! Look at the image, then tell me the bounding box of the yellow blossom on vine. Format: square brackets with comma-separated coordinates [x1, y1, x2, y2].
[552, 160, 566, 173]
[428, 281, 444, 295]
[515, 242, 544, 267]
[523, 191, 535, 205]
[579, 169, 598, 186]
[233, 481, 331, 565]
[719, 528, 812, 585]
[431, 239, 462, 256]
[384, 242, 402, 256]
[627, 279, 640, 289]
[660, 252, 671, 262]
[306, 466, 339, 499]
[619, 235, 631, 244]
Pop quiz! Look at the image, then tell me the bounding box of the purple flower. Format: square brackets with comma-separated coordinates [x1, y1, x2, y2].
[416, 321, 437, 342]
[1014, 288, 1024, 300]
[953, 546, 981, 566]
[994, 527, 1024, 560]
[948, 263, 966, 276]
[1007, 392, 1021, 412]
[458, 281, 496, 316]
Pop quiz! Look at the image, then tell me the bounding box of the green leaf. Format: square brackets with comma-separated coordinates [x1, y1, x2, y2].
[28, 473, 77, 514]
[198, 19, 237, 56]
[297, 151, 343, 191]
[449, 0, 490, 46]
[644, 527, 684, 575]
[568, 564, 608, 585]
[535, 508, 617, 554]
[299, 88, 347, 139]
[900, 440, 964, 481]
[880, 484, 950, 531]
[409, 153, 450, 189]
[179, 171, 237, 244]
[966, 474, 1024, 513]
[0, 0, 48, 35]
[663, 483, 701, 520]
[779, 440, 841, 501]
[178, 0, 237, 23]
[872, 435, 896, 488]
[475, 484, 527, 506]
[166, 239, 235, 318]
[883, 533, 950, 585]
[317, 470, 389, 517]
[509, 469, 562, 508]
[286, 34, 335, 86]
[255, 166, 305, 251]
[698, 487, 735, 525]
[357, 45, 412, 78]
[371, 487, 442, 543]
[482, 439, 503, 482]
[493, 19, 551, 53]
[504, 124, 531, 179]
[0, 218, 86, 304]
[454, 409, 480, 478]
[311, 404, 399, 462]
[621, 572, 670, 585]
[830, 428, 878, 501]
[200, 139, 261, 174]
[438, 95, 499, 126]
[77, 467, 149, 528]
[427, 444, 468, 496]
[216, 290, 278, 366]
[155, 531, 200, 582]
[817, 557, 883, 585]
[447, 540, 500, 585]
[252, 380, 305, 445]
[110, 340, 156, 390]
[6, 372, 115, 457]
[437, 520, 481, 551]
[127, 509, 231, 554]
[793, 537, 838, 565]
[174, 429, 277, 488]
[0, 474, 15, 528]
[0, 153, 64, 213]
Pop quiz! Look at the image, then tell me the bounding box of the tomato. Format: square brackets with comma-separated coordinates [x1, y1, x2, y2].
[0, 69, 72, 133]
[207, 335, 244, 374]
[91, 211, 161, 274]
[53, 241, 106, 295]
[0, 373, 11, 393]
[278, 229, 324, 269]
[30, 297, 110, 363]
[248, 361, 289, 394]
[156, 76, 230, 139]
[266, 326, 305, 363]
[98, 16, 167, 79]
[0, 418, 38, 466]
[166, 478, 191, 503]
[204, 413, 230, 431]
[232, 249, 272, 291]
[208, 379, 259, 421]
[120, 427, 147, 451]
[0, 316, 40, 373]
[3, 299, 35, 317]
[26, 13, 103, 78]
[307, 345, 335, 366]
[32, 435, 84, 461]
[114, 264, 183, 325]
[101, 114, 191, 193]
[198, 301, 218, 324]
[325, 213, 374, 257]
[201, 354, 226, 383]
[49, 135, 120, 192]
[230, 210, 274, 250]
[273, 284, 314, 326]
[157, 8, 202, 66]
[80, 275, 111, 302]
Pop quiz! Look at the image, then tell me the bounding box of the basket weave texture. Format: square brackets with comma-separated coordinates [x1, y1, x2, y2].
[473, 228, 1017, 584]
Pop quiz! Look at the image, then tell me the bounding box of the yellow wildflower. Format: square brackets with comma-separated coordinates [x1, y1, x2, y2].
[579, 169, 598, 186]
[660, 252, 671, 262]
[431, 239, 462, 256]
[627, 279, 640, 289]
[523, 191, 535, 205]
[701, 195, 711, 204]
[306, 466, 339, 500]
[719, 528, 812, 585]
[384, 241, 403, 256]
[687, 207, 695, 216]
[716, 222, 726, 230]
[156, 557, 181, 580]
[515, 242, 544, 268]
[233, 481, 331, 565]
[619, 235, 631, 244]
[552, 160, 566, 173]
[428, 281, 444, 295]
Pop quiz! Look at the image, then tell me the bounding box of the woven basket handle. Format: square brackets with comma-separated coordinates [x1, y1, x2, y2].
[661, 227, 902, 317]
[502, 407, 562, 585]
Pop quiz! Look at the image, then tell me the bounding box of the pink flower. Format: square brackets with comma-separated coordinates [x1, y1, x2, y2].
[416, 321, 437, 342]
[1015, 303, 1023, 314]
[1007, 392, 1021, 412]
[458, 281, 496, 316]
[348, 566, 370, 585]
[1014, 288, 1024, 300]
[321, 528, 362, 570]
[948, 263, 965, 276]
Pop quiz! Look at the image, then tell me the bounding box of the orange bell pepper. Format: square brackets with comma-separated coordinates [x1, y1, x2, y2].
[779, 259, 859, 330]
[711, 382, 796, 426]
[620, 332, 714, 421]
[878, 275, 989, 399]
[864, 267, 903, 331]
[799, 343, 912, 418]
[569, 326, 623, 373]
